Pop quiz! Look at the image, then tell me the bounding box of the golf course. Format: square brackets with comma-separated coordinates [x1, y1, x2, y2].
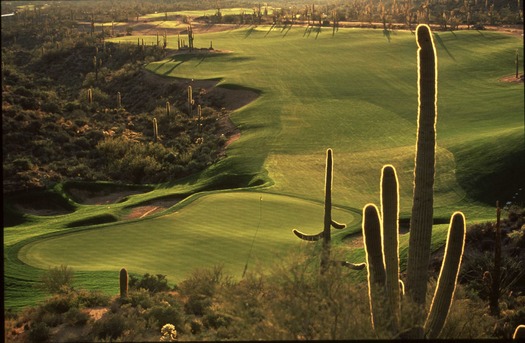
[4, 23, 524, 311]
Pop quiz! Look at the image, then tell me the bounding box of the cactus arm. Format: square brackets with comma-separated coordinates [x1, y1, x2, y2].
[424, 212, 466, 338]
[331, 219, 346, 229]
[381, 165, 401, 332]
[292, 229, 324, 241]
[363, 203, 386, 332]
[513, 325, 525, 339]
[407, 23, 438, 307]
[339, 261, 366, 270]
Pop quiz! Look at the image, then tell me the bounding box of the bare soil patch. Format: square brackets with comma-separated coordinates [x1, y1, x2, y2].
[124, 197, 183, 219]
[500, 74, 524, 83]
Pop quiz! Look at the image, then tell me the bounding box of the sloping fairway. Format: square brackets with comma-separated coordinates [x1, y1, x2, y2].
[17, 192, 359, 284]
[140, 27, 523, 218]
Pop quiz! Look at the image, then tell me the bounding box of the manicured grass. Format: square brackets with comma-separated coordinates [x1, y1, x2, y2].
[5, 27, 523, 310]
[17, 192, 358, 279]
[142, 27, 523, 217]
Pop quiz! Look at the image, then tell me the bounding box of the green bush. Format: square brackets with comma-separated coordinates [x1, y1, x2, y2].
[129, 273, 172, 293]
[38, 265, 74, 294]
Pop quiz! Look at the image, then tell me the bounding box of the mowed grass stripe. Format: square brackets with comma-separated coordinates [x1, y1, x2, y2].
[18, 192, 357, 282]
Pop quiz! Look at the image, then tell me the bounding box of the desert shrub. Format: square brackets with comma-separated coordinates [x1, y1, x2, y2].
[129, 273, 172, 293]
[179, 265, 229, 316]
[39, 265, 74, 294]
[459, 249, 524, 300]
[64, 307, 90, 326]
[92, 312, 127, 340]
[147, 304, 185, 331]
[128, 288, 155, 309]
[76, 289, 111, 308]
[28, 322, 50, 343]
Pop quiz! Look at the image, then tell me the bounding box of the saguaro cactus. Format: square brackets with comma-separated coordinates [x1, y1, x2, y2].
[117, 91, 121, 109]
[362, 165, 400, 335]
[362, 24, 467, 339]
[363, 166, 466, 338]
[424, 212, 466, 338]
[166, 101, 171, 116]
[406, 23, 438, 308]
[119, 268, 128, 299]
[187, 85, 194, 115]
[153, 117, 159, 143]
[293, 149, 365, 273]
[87, 88, 93, 105]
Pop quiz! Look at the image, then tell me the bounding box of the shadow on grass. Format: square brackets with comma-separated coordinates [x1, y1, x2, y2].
[434, 33, 456, 62]
[66, 214, 119, 228]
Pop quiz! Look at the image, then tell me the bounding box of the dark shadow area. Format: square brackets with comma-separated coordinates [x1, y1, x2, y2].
[123, 193, 189, 210]
[434, 33, 456, 61]
[265, 24, 276, 37]
[63, 181, 153, 205]
[4, 190, 76, 222]
[315, 26, 321, 39]
[244, 26, 256, 38]
[283, 24, 292, 37]
[66, 214, 118, 228]
[383, 28, 391, 42]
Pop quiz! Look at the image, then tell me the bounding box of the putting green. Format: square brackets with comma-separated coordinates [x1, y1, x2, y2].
[18, 192, 360, 282]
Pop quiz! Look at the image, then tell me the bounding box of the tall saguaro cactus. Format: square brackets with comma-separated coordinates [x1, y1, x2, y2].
[187, 85, 194, 115]
[153, 117, 159, 143]
[362, 165, 401, 335]
[363, 165, 466, 338]
[361, 24, 466, 339]
[406, 23, 438, 308]
[424, 212, 466, 338]
[293, 149, 365, 273]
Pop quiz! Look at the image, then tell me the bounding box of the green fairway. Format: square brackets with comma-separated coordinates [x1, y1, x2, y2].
[5, 26, 523, 310]
[140, 27, 523, 217]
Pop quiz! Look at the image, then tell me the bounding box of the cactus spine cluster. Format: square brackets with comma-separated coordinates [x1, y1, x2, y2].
[293, 149, 365, 274]
[361, 24, 466, 339]
[119, 268, 128, 299]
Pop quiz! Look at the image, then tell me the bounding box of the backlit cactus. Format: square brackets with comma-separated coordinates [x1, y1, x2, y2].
[87, 88, 93, 105]
[293, 148, 365, 273]
[406, 23, 438, 307]
[119, 268, 128, 299]
[361, 25, 466, 339]
[424, 212, 466, 338]
[166, 101, 171, 116]
[362, 165, 400, 335]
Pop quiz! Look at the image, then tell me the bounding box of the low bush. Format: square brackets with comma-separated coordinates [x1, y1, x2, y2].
[38, 265, 74, 294]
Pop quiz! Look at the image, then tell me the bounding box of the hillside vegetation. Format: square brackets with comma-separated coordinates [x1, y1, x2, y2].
[3, 1, 525, 341]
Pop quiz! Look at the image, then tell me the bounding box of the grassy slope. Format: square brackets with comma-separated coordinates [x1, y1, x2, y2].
[5, 27, 523, 310]
[142, 27, 522, 216]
